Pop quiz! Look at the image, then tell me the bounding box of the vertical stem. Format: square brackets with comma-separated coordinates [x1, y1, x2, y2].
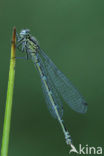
[1, 27, 16, 156]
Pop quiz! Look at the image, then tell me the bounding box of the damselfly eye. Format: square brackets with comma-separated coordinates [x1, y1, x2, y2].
[20, 29, 30, 37]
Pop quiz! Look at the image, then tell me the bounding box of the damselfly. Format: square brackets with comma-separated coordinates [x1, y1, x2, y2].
[16, 29, 87, 152]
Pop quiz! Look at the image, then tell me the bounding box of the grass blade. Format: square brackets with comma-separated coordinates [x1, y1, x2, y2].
[1, 27, 16, 156]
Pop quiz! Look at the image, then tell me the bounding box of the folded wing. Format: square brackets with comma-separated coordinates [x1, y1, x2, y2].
[39, 49, 87, 114]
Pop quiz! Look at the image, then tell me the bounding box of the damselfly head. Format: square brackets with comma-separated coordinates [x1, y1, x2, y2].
[20, 29, 30, 38]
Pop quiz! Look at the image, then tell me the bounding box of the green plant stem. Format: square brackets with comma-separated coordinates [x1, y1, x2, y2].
[1, 27, 16, 156]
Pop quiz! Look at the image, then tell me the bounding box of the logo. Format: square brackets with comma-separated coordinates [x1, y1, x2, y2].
[69, 144, 103, 155]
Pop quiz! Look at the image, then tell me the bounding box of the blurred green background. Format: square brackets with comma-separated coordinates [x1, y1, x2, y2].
[0, 0, 104, 155]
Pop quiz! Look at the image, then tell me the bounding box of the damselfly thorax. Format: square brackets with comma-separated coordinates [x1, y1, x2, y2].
[16, 29, 39, 57]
